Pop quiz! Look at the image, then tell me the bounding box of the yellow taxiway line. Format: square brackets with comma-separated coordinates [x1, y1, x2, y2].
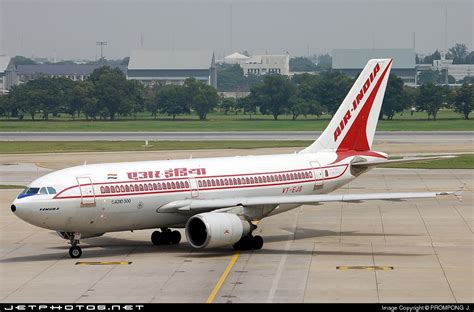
[206, 251, 241, 303]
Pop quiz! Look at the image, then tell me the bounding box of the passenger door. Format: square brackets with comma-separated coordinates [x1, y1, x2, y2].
[310, 161, 324, 190]
[76, 177, 96, 206]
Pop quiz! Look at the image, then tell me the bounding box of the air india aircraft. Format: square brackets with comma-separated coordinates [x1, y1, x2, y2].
[11, 59, 458, 258]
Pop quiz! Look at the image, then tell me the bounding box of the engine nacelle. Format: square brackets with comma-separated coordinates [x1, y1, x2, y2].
[185, 213, 251, 249]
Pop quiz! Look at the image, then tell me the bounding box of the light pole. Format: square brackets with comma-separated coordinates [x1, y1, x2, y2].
[96, 41, 107, 64]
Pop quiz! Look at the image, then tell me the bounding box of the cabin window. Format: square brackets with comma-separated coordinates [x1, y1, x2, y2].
[180, 181, 185, 188]
[233, 178, 237, 185]
[120, 185, 125, 192]
[167, 182, 171, 189]
[237, 178, 241, 184]
[271, 175, 275, 182]
[258, 176, 262, 183]
[148, 183, 153, 190]
[125, 185, 130, 192]
[144, 184, 148, 191]
[171, 182, 176, 189]
[110, 187, 115, 193]
[198, 181, 202, 187]
[139, 185, 144, 192]
[250, 177, 254, 184]
[100, 186, 105, 193]
[162, 183, 167, 190]
[216, 179, 221, 187]
[210, 180, 215, 187]
[262, 176, 267, 183]
[157, 183, 162, 190]
[185, 181, 189, 188]
[153, 183, 158, 190]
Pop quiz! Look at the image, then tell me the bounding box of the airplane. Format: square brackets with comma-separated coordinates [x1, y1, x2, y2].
[10, 59, 459, 258]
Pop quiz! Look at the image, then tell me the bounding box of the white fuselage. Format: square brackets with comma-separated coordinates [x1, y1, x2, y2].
[12, 150, 380, 235]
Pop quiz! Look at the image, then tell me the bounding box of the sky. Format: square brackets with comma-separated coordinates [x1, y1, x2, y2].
[0, 0, 472, 61]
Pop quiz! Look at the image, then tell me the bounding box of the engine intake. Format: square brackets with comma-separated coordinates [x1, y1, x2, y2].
[185, 213, 252, 249]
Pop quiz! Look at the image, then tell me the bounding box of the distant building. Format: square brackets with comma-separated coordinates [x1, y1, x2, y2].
[430, 52, 474, 83]
[332, 49, 416, 86]
[223, 52, 290, 76]
[127, 50, 217, 88]
[16, 64, 126, 83]
[0, 56, 17, 94]
[224, 52, 250, 64]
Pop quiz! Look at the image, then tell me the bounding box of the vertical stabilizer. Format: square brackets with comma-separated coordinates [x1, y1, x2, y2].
[301, 59, 392, 153]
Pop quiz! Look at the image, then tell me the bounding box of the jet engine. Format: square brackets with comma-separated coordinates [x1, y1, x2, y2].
[185, 212, 252, 249]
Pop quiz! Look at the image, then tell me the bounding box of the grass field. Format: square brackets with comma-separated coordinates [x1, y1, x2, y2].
[0, 140, 311, 154]
[0, 185, 25, 189]
[0, 140, 472, 169]
[0, 110, 472, 132]
[382, 154, 474, 169]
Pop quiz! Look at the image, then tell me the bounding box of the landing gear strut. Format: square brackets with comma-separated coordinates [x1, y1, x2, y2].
[151, 228, 181, 245]
[68, 232, 82, 258]
[233, 234, 264, 251]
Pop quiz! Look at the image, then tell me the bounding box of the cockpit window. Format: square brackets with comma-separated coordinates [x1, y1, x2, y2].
[47, 187, 57, 194]
[18, 186, 57, 199]
[23, 187, 40, 195]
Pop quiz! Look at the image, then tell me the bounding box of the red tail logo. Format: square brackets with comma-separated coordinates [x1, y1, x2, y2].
[333, 63, 381, 142]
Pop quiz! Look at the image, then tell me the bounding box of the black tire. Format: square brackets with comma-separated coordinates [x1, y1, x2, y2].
[253, 235, 264, 250]
[171, 231, 181, 244]
[151, 231, 162, 245]
[233, 236, 253, 250]
[69, 246, 82, 258]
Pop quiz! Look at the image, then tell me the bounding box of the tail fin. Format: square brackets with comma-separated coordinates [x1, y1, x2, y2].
[301, 59, 393, 153]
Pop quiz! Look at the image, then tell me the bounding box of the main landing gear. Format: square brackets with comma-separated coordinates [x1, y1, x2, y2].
[68, 232, 82, 258]
[233, 234, 264, 251]
[151, 228, 181, 245]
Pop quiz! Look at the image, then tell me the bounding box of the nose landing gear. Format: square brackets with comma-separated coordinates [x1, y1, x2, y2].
[68, 232, 82, 258]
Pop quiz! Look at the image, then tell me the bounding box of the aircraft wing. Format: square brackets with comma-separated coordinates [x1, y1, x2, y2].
[351, 155, 456, 168]
[157, 191, 459, 213]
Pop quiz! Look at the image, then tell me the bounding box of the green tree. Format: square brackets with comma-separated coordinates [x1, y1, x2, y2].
[314, 54, 332, 70]
[236, 96, 257, 119]
[416, 83, 444, 120]
[217, 64, 263, 92]
[70, 81, 97, 120]
[218, 97, 236, 115]
[448, 43, 469, 64]
[381, 75, 409, 120]
[454, 83, 473, 119]
[184, 78, 219, 120]
[289, 57, 317, 72]
[250, 75, 296, 120]
[11, 55, 37, 65]
[421, 50, 441, 64]
[89, 66, 136, 120]
[0, 95, 14, 119]
[156, 84, 189, 119]
[315, 71, 353, 116]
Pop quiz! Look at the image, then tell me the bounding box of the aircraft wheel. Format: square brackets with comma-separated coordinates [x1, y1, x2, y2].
[69, 246, 82, 258]
[252, 235, 264, 250]
[151, 231, 162, 245]
[171, 231, 181, 244]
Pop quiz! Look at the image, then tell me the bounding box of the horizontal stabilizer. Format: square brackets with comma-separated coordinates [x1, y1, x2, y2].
[351, 155, 457, 168]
